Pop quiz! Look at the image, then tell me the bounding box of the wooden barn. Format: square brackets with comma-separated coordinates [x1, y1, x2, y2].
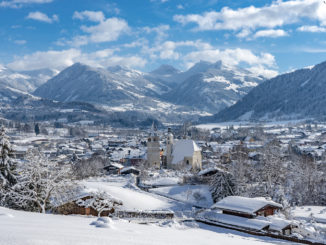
[54, 193, 122, 217]
[211, 196, 283, 219]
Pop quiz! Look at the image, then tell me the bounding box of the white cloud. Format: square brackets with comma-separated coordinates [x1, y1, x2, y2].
[105, 3, 120, 15]
[143, 39, 212, 61]
[143, 24, 170, 42]
[66, 13, 130, 46]
[7, 49, 81, 71]
[80, 17, 129, 43]
[253, 29, 288, 38]
[26, 11, 58, 23]
[0, 0, 52, 8]
[7, 48, 147, 71]
[174, 0, 326, 35]
[182, 48, 277, 77]
[14, 39, 26, 45]
[297, 25, 326, 32]
[247, 65, 278, 79]
[236, 29, 252, 38]
[73, 11, 105, 22]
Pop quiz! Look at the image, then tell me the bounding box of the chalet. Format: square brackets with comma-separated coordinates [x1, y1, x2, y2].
[199, 196, 297, 235]
[120, 166, 140, 175]
[124, 155, 144, 166]
[54, 193, 122, 217]
[211, 196, 283, 219]
[103, 162, 124, 175]
[266, 217, 298, 235]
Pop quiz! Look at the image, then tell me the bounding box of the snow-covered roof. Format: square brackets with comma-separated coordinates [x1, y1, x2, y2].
[264, 216, 293, 231]
[201, 211, 270, 231]
[211, 196, 282, 215]
[197, 167, 218, 176]
[107, 163, 124, 169]
[171, 139, 201, 164]
[120, 166, 139, 173]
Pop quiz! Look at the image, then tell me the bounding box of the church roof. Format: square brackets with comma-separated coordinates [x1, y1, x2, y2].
[171, 139, 200, 164]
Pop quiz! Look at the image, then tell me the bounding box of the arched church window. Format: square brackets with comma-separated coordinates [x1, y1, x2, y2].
[186, 160, 189, 165]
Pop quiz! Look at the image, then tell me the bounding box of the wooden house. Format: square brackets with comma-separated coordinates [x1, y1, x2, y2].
[54, 194, 122, 217]
[211, 196, 283, 219]
[103, 162, 124, 175]
[120, 166, 140, 175]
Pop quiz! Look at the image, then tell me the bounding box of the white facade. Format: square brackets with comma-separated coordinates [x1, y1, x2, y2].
[165, 130, 202, 171]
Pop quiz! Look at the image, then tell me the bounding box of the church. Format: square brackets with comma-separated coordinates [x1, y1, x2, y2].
[146, 125, 202, 171]
[146, 123, 161, 169]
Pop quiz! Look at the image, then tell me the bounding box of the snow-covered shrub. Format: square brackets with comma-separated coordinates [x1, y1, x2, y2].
[72, 154, 107, 179]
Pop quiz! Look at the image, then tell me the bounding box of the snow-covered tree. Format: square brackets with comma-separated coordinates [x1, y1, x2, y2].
[76, 191, 122, 217]
[210, 171, 236, 203]
[0, 126, 16, 188]
[11, 149, 74, 213]
[72, 154, 107, 179]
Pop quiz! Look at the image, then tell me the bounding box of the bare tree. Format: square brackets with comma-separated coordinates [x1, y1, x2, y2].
[11, 149, 74, 213]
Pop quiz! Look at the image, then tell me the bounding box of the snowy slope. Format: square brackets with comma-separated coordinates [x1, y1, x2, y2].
[0, 207, 295, 245]
[82, 177, 174, 211]
[0, 65, 57, 92]
[209, 60, 326, 122]
[165, 61, 265, 113]
[34, 63, 170, 106]
[33, 61, 265, 116]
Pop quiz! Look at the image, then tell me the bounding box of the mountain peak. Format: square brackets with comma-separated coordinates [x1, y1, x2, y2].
[187, 61, 213, 74]
[107, 65, 130, 73]
[150, 64, 180, 75]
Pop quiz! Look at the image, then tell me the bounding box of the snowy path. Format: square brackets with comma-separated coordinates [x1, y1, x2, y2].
[0, 207, 297, 245]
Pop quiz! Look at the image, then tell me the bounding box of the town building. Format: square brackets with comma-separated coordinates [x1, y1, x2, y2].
[165, 128, 202, 171]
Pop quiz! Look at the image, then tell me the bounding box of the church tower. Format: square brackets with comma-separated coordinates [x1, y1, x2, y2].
[147, 122, 161, 168]
[166, 127, 174, 166]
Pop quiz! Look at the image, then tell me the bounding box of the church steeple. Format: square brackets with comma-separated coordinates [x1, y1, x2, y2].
[150, 121, 158, 136]
[146, 122, 160, 169]
[166, 127, 174, 166]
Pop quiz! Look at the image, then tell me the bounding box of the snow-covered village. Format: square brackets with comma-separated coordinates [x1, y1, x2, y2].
[2, 0, 326, 244]
[1, 119, 326, 244]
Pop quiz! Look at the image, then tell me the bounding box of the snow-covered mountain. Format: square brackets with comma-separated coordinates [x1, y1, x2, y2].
[34, 63, 170, 106]
[208, 61, 326, 122]
[0, 65, 57, 92]
[165, 61, 265, 113]
[34, 61, 265, 115]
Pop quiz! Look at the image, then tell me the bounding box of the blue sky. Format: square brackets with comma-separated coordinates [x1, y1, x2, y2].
[1, 0, 326, 77]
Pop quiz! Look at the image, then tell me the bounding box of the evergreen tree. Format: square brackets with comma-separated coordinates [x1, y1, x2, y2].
[210, 171, 236, 203]
[34, 123, 40, 136]
[0, 126, 16, 188]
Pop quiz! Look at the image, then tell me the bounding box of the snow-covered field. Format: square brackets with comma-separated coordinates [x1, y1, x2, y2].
[0, 207, 296, 245]
[81, 176, 187, 211]
[150, 185, 213, 208]
[292, 206, 326, 224]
